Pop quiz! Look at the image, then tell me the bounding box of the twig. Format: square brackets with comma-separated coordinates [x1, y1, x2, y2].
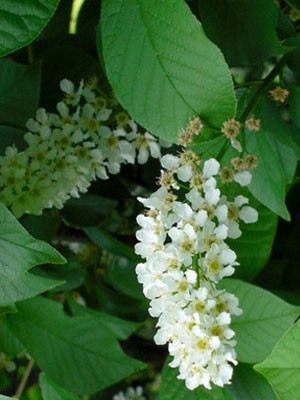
[14, 359, 35, 399]
[240, 56, 287, 122]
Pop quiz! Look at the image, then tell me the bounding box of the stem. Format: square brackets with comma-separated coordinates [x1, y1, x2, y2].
[176, 180, 190, 190]
[193, 253, 201, 288]
[216, 140, 230, 162]
[14, 359, 35, 399]
[234, 80, 262, 89]
[240, 56, 287, 122]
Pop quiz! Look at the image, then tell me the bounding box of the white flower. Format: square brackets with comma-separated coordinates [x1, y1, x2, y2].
[204, 243, 237, 282]
[161, 154, 180, 170]
[177, 165, 193, 182]
[239, 206, 258, 223]
[203, 158, 220, 178]
[60, 79, 74, 94]
[130, 131, 161, 164]
[234, 170, 252, 186]
[219, 195, 258, 239]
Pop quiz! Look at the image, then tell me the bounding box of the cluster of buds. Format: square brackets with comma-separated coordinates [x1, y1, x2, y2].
[269, 86, 289, 103]
[220, 114, 261, 152]
[135, 121, 258, 390]
[178, 117, 204, 147]
[219, 155, 258, 184]
[245, 116, 261, 132]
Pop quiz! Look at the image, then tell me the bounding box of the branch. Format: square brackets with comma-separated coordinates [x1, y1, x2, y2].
[240, 56, 287, 122]
[14, 359, 35, 399]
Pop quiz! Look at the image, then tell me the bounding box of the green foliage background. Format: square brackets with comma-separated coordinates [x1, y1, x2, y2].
[0, 1, 300, 400]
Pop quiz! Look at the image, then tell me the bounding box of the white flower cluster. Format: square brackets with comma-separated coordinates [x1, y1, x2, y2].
[135, 150, 258, 390]
[0, 79, 164, 217]
[113, 386, 145, 400]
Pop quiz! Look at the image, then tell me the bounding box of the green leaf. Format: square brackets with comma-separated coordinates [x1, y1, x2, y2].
[0, 202, 65, 306]
[21, 214, 61, 242]
[0, 60, 41, 128]
[290, 86, 300, 130]
[286, 34, 300, 74]
[220, 279, 300, 364]
[62, 194, 117, 227]
[104, 257, 144, 301]
[247, 130, 289, 220]
[0, 395, 17, 400]
[0, 316, 24, 356]
[228, 199, 278, 281]
[160, 358, 233, 400]
[7, 297, 146, 395]
[101, 0, 236, 142]
[198, 0, 284, 66]
[277, 9, 296, 39]
[0, 0, 60, 58]
[84, 226, 139, 262]
[228, 363, 277, 400]
[255, 320, 300, 400]
[0, 304, 17, 315]
[68, 299, 142, 340]
[40, 259, 86, 293]
[246, 99, 297, 220]
[40, 373, 80, 400]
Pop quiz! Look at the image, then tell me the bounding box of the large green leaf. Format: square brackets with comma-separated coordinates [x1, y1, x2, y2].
[101, 0, 236, 142]
[0, 0, 60, 58]
[246, 99, 297, 220]
[247, 131, 289, 220]
[160, 358, 232, 400]
[255, 320, 300, 400]
[62, 194, 117, 227]
[0, 60, 41, 128]
[84, 226, 140, 262]
[198, 0, 284, 65]
[68, 298, 142, 340]
[228, 363, 277, 400]
[104, 257, 144, 301]
[39, 258, 86, 293]
[0, 316, 24, 356]
[228, 199, 278, 281]
[21, 214, 61, 242]
[7, 297, 146, 395]
[0, 202, 65, 306]
[221, 279, 300, 364]
[40, 373, 80, 400]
